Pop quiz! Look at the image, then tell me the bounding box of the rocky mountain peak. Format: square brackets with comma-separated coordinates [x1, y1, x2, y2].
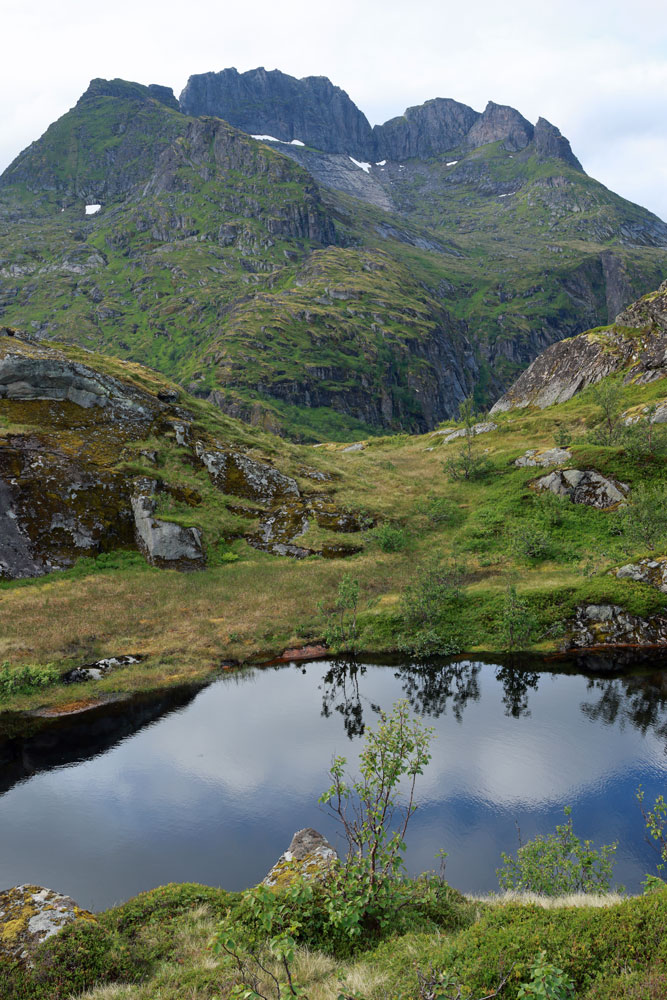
[533, 117, 583, 170]
[78, 78, 180, 111]
[179, 67, 376, 160]
[465, 101, 534, 152]
[373, 98, 480, 160]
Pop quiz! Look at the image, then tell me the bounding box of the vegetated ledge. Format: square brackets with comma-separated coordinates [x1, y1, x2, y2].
[0, 876, 665, 1000]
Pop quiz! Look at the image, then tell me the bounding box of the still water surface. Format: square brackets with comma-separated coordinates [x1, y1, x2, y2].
[0, 657, 665, 911]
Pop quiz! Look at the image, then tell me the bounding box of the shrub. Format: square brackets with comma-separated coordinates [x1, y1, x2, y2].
[497, 807, 618, 896]
[0, 661, 61, 700]
[414, 494, 458, 525]
[319, 574, 360, 653]
[499, 584, 539, 652]
[370, 522, 409, 552]
[620, 483, 667, 551]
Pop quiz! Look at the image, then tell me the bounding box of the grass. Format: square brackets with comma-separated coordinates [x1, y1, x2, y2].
[0, 331, 665, 715]
[3, 882, 665, 1000]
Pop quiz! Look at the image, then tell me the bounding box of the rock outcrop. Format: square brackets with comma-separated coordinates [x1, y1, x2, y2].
[491, 281, 667, 413]
[0, 885, 95, 966]
[567, 604, 667, 648]
[515, 447, 572, 468]
[374, 98, 480, 161]
[533, 469, 628, 509]
[614, 557, 667, 593]
[131, 479, 205, 569]
[263, 828, 338, 888]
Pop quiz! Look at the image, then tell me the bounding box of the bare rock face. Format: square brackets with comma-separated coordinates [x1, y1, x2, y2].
[465, 101, 534, 153]
[533, 469, 628, 509]
[131, 479, 205, 569]
[180, 67, 376, 160]
[567, 604, 667, 648]
[374, 98, 480, 160]
[263, 828, 338, 888]
[0, 884, 96, 966]
[615, 557, 667, 593]
[491, 280, 667, 414]
[515, 447, 572, 468]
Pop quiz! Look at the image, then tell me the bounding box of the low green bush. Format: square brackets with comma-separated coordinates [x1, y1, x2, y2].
[0, 661, 60, 700]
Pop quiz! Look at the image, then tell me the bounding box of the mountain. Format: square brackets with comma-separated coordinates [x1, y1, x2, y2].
[0, 71, 665, 439]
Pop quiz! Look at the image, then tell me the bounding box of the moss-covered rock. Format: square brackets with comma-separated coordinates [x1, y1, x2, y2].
[0, 885, 96, 966]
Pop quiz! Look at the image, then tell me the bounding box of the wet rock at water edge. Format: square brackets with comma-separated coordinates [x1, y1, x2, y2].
[263, 828, 338, 888]
[567, 604, 667, 648]
[0, 885, 96, 966]
[63, 654, 144, 683]
[131, 478, 205, 569]
[533, 469, 628, 509]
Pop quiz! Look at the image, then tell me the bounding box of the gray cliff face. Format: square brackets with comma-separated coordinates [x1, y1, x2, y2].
[465, 101, 534, 153]
[179, 67, 584, 172]
[373, 99, 480, 160]
[533, 118, 583, 171]
[180, 67, 377, 160]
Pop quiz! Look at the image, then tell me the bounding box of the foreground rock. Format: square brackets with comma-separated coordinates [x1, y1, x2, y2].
[0, 885, 95, 966]
[615, 557, 667, 593]
[263, 828, 338, 888]
[533, 469, 628, 509]
[567, 604, 667, 648]
[131, 479, 205, 569]
[515, 447, 571, 468]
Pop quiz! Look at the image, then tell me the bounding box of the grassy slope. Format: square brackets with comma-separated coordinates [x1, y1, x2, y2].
[3, 881, 665, 999]
[0, 333, 665, 715]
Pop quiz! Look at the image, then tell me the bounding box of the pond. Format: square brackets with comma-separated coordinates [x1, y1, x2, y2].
[0, 655, 665, 911]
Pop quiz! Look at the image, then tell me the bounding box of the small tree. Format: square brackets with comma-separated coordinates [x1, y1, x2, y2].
[621, 483, 667, 551]
[319, 575, 360, 653]
[500, 582, 538, 652]
[637, 785, 667, 876]
[587, 380, 624, 446]
[497, 807, 618, 896]
[319, 700, 434, 934]
[443, 397, 492, 482]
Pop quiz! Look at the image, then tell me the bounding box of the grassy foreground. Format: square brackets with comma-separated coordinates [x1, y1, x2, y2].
[2, 882, 665, 1000]
[1, 360, 667, 716]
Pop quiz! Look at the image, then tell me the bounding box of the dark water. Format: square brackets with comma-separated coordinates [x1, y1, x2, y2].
[0, 656, 665, 911]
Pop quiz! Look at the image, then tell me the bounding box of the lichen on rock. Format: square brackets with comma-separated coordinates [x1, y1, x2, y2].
[0, 884, 96, 966]
[262, 828, 338, 889]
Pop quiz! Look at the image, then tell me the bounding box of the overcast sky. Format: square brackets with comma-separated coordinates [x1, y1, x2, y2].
[3, 0, 667, 220]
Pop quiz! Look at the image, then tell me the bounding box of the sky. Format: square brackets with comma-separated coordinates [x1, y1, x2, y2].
[3, 0, 667, 219]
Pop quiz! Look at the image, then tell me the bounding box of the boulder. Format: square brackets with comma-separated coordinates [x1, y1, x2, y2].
[195, 442, 299, 502]
[0, 884, 95, 966]
[533, 469, 628, 509]
[567, 604, 667, 648]
[615, 557, 667, 593]
[443, 421, 497, 442]
[515, 447, 571, 468]
[131, 479, 205, 569]
[263, 828, 338, 888]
